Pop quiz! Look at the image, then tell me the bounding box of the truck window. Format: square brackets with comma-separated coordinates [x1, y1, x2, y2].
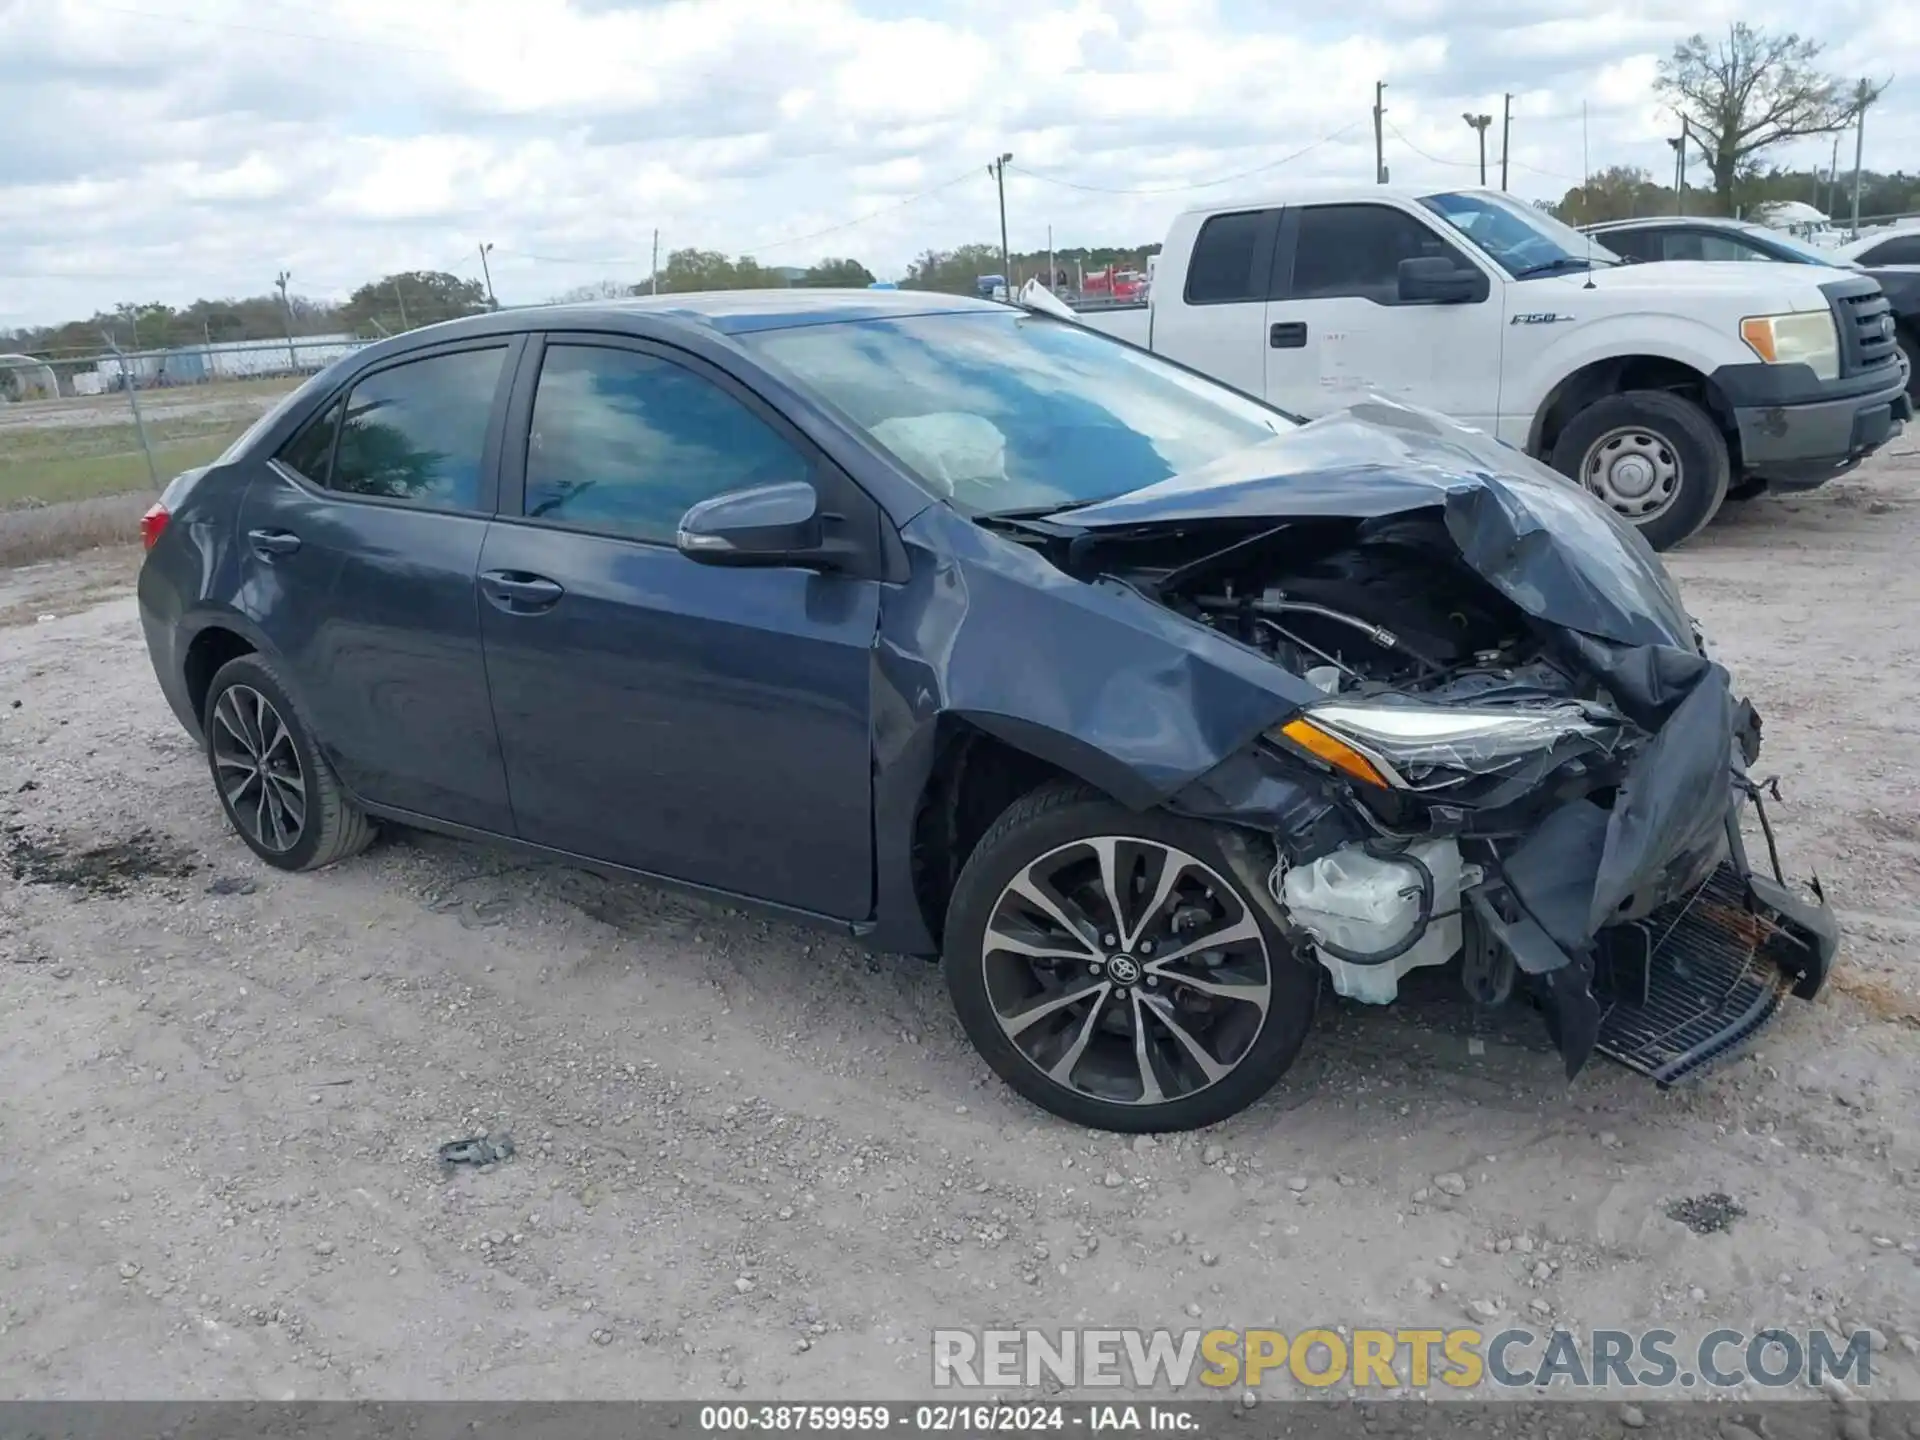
[1290, 205, 1473, 303]
[1184, 210, 1273, 305]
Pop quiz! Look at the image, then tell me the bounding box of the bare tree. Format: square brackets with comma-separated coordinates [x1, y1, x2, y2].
[1656, 24, 1883, 212]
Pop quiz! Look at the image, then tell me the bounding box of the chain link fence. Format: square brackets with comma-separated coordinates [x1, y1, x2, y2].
[1, 338, 374, 564]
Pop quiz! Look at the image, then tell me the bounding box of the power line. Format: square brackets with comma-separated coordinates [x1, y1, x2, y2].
[1007, 124, 1362, 195]
[1385, 120, 1576, 183]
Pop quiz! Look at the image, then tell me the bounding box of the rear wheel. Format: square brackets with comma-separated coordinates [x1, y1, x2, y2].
[941, 783, 1318, 1132]
[202, 654, 376, 872]
[1548, 389, 1730, 552]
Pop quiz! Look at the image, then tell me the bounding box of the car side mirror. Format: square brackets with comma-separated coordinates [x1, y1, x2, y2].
[1398, 256, 1488, 304]
[676, 481, 828, 569]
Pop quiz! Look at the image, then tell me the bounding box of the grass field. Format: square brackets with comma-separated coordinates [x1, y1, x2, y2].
[0, 378, 296, 509]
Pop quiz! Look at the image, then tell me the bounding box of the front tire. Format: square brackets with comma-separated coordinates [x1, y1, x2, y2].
[1548, 390, 1730, 552]
[1899, 327, 1918, 404]
[202, 653, 377, 872]
[942, 783, 1318, 1132]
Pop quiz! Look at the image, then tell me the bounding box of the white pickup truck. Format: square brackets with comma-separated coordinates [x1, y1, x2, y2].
[1068, 185, 1912, 550]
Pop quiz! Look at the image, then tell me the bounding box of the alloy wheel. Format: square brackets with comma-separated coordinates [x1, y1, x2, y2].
[980, 836, 1274, 1107]
[210, 684, 307, 853]
[1581, 426, 1682, 521]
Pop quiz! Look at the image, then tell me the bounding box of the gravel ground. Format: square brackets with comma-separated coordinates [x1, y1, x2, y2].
[1, 451, 1917, 1405]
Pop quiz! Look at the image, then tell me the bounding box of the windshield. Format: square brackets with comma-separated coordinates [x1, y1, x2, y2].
[1421, 190, 1621, 277]
[738, 312, 1293, 515]
[1740, 225, 1842, 265]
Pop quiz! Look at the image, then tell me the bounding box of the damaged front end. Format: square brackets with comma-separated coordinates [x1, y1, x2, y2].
[1045, 401, 1839, 1084]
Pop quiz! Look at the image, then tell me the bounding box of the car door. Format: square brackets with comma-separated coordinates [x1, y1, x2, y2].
[475, 335, 882, 919]
[236, 339, 520, 832]
[1263, 202, 1504, 432]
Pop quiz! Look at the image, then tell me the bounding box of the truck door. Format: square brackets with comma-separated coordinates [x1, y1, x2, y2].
[1147, 208, 1281, 400]
[1263, 202, 1504, 432]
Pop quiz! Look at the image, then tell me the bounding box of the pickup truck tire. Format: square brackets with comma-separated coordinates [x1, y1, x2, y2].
[1899, 328, 1919, 403]
[1548, 390, 1730, 552]
[942, 781, 1317, 1132]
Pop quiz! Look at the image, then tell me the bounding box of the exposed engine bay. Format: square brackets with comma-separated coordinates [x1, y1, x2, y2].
[992, 492, 1838, 1087]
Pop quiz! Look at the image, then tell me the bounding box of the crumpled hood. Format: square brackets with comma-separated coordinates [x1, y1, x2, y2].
[1052, 397, 1698, 654]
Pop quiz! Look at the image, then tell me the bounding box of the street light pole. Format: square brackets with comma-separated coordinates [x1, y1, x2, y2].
[1463, 113, 1492, 185]
[478, 242, 497, 310]
[989, 153, 1013, 297]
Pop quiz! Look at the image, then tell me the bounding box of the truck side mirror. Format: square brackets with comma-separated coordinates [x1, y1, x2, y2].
[1398, 257, 1488, 304]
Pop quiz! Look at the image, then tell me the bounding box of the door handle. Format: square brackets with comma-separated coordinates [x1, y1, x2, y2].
[480, 569, 565, 614]
[247, 528, 302, 557]
[1270, 321, 1308, 349]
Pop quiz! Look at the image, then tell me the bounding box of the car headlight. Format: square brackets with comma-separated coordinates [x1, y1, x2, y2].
[1739, 311, 1839, 381]
[1273, 701, 1617, 791]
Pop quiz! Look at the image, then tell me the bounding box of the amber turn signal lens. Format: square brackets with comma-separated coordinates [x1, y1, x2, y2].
[1278, 718, 1390, 788]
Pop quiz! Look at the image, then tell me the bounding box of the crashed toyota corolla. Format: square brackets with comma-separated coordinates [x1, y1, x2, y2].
[135, 290, 1837, 1134]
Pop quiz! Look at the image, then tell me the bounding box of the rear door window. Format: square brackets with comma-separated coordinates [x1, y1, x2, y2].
[327, 347, 507, 510]
[1184, 210, 1275, 304]
[277, 400, 342, 485]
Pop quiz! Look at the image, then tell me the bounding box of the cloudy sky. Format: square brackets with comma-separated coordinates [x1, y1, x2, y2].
[2, 0, 1912, 328]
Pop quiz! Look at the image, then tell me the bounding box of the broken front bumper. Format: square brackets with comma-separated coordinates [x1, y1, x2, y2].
[1467, 785, 1838, 1085]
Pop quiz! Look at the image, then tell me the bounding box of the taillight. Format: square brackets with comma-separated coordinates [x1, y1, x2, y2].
[141, 502, 170, 551]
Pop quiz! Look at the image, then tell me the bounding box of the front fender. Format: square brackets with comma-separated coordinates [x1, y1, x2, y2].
[864, 505, 1317, 954]
[1509, 313, 1744, 449]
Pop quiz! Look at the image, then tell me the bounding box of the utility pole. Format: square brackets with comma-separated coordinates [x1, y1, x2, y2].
[1676, 116, 1690, 215]
[1047, 224, 1055, 294]
[650, 228, 660, 294]
[478, 242, 497, 310]
[1849, 80, 1874, 238]
[391, 277, 410, 329]
[1373, 82, 1388, 183]
[273, 270, 296, 372]
[989, 153, 1013, 295]
[1463, 112, 1492, 185]
[1825, 133, 1842, 214]
[1499, 93, 1512, 190]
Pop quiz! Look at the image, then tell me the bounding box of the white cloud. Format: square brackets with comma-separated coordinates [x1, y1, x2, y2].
[2, 0, 1915, 327]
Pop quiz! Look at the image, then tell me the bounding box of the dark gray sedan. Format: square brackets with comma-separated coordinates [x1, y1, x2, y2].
[137, 290, 1836, 1131]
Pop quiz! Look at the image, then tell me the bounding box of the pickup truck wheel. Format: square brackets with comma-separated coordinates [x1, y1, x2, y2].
[942, 782, 1317, 1133]
[1899, 328, 1919, 402]
[1548, 390, 1730, 552]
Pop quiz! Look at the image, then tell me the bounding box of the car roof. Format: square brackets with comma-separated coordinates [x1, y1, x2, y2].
[375, 287, 1007, 349]
[1583, 216, 1754, 233]
[1175, 182, 1503, 215]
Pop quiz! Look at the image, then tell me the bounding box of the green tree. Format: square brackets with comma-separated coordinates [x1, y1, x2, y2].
[1657, 25, 1881, 214]
[902, 244, 1008, 294]
[1550, 166, 1677, 224]
[800, 257, 876, 287]
[654, 249, 787, 293]
[341, 271, 488, 336]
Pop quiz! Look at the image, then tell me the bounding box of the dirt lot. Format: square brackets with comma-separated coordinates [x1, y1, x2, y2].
[1, 450, 1917, 1406]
